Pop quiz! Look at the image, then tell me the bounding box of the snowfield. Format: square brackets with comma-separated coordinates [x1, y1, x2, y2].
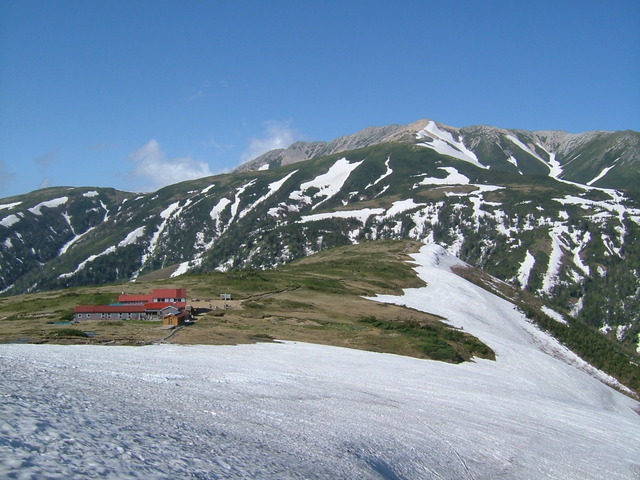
[416, 121, 486, 169]
[1, 244, 639, 479]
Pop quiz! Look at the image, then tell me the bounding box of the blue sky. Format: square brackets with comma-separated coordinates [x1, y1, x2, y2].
[1, 0, 638, 198]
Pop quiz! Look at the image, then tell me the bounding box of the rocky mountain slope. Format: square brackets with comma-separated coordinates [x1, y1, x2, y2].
[1, 120, 639, 352]
[238, 119, 640, 191]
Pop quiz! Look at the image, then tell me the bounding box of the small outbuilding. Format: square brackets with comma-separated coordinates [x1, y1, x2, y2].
[163, 311, 189, 326]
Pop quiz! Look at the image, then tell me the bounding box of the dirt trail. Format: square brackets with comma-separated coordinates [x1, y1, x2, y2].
[158, 325, 183, 343]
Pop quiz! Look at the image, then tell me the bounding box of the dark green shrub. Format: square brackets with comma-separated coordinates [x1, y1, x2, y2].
[49, 328, 88, 338]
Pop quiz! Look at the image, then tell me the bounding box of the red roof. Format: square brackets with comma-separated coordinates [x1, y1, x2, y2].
[152, 288, 187, 298]
[116, 289, 187, 303]
[76, 288, 187, 315]
[118, 294, 153, 303]
[75, 305, 147, 314]
[144, 302, 186, 311]
[75, 302, 185, 314]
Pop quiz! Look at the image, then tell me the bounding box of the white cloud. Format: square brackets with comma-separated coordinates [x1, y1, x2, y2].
[128, 140, 214, 191]
[240, 121, 302, 163]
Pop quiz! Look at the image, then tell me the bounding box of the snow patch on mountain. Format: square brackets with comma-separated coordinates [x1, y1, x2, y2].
[541, 306, 568, 324]
[447, 228, 466, 258]
[300, 208, 385, 224]
[0, 214, 21, 228]
[58, 216, 88, 255]
[415, 167, 470, 186]
[210, 197, 232, 231]
[59, 246, 117, 279]
[365, 157, 393, 189]
[188, 232, 216, 271]
[289, 158, 364, 210]
[571, 231, 591, 276]
[587, 166, 615, 186]
[541, 224, 566, 295]
[160, 201, 181, 219]
[299, 200, 426, 227]
[28, 196, 69, 216]
[229, 179, 256, 223]
[602, 233, 621, 256]
[239, 171, 297, 220]
[416, 121, 487, 169]
[570, 296, 585, 317]
[0, 202, 21, 211]
[384, 199, 425, 218]
[131, 201, 182, 280]
[201, 183, 215, 195]
[374, 184, 390, 198]
[536, 143, 563, 179]
[506, 135, 547, 167]
[58, 208, 111, 257]
[170, 261, 190, 278]
[555, 191, 640, 255]
[517, 250, 536, 288]
[506, 155, 522, 174]
[556, 192, 637, 223]
[186, 174, 293, 275]
[118, 226, 146, 247]
[406, 203, 444, 239]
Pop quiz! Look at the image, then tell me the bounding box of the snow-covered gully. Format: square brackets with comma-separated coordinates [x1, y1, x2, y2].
[1, 245, 638, 479]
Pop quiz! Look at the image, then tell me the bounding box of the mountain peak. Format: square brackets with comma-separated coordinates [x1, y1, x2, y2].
[235, 119, 436, 173]
[235, 119, 639, 184]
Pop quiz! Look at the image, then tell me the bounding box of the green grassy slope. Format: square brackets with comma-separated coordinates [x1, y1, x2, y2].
[0, 240, 493, 363]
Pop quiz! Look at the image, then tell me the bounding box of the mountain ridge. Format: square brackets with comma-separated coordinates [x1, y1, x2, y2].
[236, 119, 639, 191]
[1, 119, 639, 356]
[235, 120, 430, 173]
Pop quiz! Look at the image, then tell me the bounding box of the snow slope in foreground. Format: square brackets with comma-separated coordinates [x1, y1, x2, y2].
[1, 245, 639, 480]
